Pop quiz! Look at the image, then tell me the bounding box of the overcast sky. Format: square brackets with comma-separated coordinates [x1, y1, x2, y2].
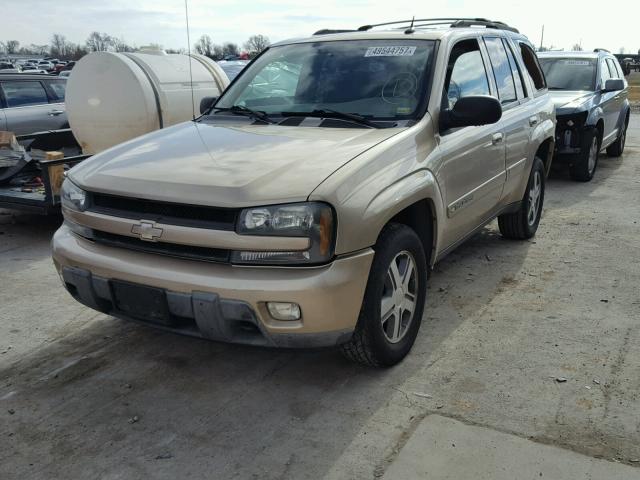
[4, 0, 640, 54]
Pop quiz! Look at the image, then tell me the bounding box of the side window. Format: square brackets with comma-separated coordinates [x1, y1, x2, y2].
[600, 59, 613, 86]
[48, 81, 66, 101]
[503, 39, 527, 98]
[443, 39, 491, 110]
[0, 81, 49, 108]
[606, 58, 620, 79]
[483, 37, 517, 104]
[519, 43, 546, 91]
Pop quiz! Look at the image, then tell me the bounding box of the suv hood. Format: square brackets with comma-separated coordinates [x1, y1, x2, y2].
[70, 121, 402, 208]
[548, 90, 594, 114]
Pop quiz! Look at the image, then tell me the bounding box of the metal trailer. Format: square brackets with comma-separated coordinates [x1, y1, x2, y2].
[0, 129, 90, 214]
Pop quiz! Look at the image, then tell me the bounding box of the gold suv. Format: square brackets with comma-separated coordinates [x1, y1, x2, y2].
[53, 18, 555, 366]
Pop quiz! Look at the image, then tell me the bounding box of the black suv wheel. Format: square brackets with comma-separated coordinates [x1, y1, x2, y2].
[569, 128, 600, 182]
[606, 119, 628, 157]
[340, 223, 427, 367]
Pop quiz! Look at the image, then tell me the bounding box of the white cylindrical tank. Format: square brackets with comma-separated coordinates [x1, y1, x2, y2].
[66, 49, 229, 154]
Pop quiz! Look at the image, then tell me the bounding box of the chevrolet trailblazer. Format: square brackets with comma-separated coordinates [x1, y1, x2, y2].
[53, 18, 555, 366]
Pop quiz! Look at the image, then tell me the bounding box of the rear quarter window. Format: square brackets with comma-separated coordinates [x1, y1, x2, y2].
[48, 80, 66, 101]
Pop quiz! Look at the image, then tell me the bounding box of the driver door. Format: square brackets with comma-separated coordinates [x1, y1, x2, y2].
[436, 38, 507, 250]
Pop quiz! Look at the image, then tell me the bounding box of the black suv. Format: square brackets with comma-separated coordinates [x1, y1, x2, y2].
[538, 50, 629, 181]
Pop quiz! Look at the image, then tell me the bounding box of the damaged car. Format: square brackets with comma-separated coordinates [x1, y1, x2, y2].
[538, 50, 630, 181]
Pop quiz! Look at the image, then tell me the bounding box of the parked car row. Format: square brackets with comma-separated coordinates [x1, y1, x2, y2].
[0, 57, 75, 75]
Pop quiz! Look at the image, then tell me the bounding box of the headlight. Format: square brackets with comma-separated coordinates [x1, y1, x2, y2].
[558, 111, 588, 129]
[233, 202, 335, 265]
[61, 178, 87, 211]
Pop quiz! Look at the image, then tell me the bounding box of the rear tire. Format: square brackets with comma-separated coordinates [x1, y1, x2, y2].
[340, 223, 427, 367]
[570, 128, 599, 182]
[606, 119, 628, 157]
[498, 157, 545, 240]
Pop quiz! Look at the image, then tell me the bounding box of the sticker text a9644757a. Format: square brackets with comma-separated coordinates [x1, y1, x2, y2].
[364, 46, 417, 57]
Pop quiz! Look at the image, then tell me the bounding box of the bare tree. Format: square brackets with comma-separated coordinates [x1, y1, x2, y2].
[244, 34, 270, 57]
[69, 43, 88, 61]
[86, 32, 113, 52]
[212, 44, 224, 60]
[6, 40, 20, 54]
[51, 34, 69, 57]
[572, 43, 583, 52]
[194, 34, 214, 57]
[30, 44, 49, 55]
[113, 37, 134, 53]
[619, 47, 625, 54]
[222, 42, 239, 58]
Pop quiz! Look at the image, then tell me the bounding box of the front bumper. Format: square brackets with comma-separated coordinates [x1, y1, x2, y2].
[554, 114, 590, 158]
[52, 225, 374, 348]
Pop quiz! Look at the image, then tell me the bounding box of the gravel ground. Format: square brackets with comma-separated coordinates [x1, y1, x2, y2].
[1, 116, 639, 479]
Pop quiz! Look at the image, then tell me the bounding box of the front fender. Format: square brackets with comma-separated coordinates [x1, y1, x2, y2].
[587, 107, 603, 127]
[309, 118, 441, 257]
[361, 169, 445, 262]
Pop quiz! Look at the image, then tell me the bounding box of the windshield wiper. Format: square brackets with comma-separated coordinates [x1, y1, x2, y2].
[280, 109, 385, 129]
[212, 105, 275, 124]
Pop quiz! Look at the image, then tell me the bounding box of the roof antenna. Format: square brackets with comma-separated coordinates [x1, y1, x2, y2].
[184, 0, 196, 120]
[405, 16, 415, 34]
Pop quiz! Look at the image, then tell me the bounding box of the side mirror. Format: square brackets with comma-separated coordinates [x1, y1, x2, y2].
[199, 96, 218, 115]
[440, 95, 502, 130]
[603, 79, 624, 92]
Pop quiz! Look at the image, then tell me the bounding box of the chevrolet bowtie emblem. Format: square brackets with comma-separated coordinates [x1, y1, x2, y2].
[131, 221, 163, 242]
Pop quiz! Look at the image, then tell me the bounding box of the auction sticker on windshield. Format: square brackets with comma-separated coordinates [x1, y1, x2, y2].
[365, 46, 417, 57]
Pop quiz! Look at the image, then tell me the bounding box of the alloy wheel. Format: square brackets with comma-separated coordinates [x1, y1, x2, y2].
[380, 251, 418, 344]
[588, 136, 598, 174]
[528, 170, 542, 227]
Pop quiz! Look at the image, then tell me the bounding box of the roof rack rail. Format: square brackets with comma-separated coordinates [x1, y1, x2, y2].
[357, 17, 519, 33]
[313, 29, 357, 35]
[593, 48, 610, 53]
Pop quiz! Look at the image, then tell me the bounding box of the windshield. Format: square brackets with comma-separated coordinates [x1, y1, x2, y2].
[214, 39, 436, 121]
[539, 57, 597, 91]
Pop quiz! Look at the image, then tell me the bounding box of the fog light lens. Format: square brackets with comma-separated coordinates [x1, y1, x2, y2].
[267, 302, 301, 321]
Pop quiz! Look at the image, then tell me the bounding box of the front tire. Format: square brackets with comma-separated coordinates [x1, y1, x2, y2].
[498, 157, 545, 240]
[570, 128, 599, 182]
[341, 224, 427, 367]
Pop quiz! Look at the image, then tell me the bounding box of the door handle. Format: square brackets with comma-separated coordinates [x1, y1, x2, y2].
[529, 116, 538, 127]
[48, 110, 64, 116]
[492, 133, 504, 145]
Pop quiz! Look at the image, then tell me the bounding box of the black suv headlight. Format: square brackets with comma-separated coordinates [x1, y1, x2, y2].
[233, 202, 335, 265]
[60, 178, 87, 212]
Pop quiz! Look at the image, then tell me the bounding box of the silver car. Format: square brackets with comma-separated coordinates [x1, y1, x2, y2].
[0, 74, 68, 135]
